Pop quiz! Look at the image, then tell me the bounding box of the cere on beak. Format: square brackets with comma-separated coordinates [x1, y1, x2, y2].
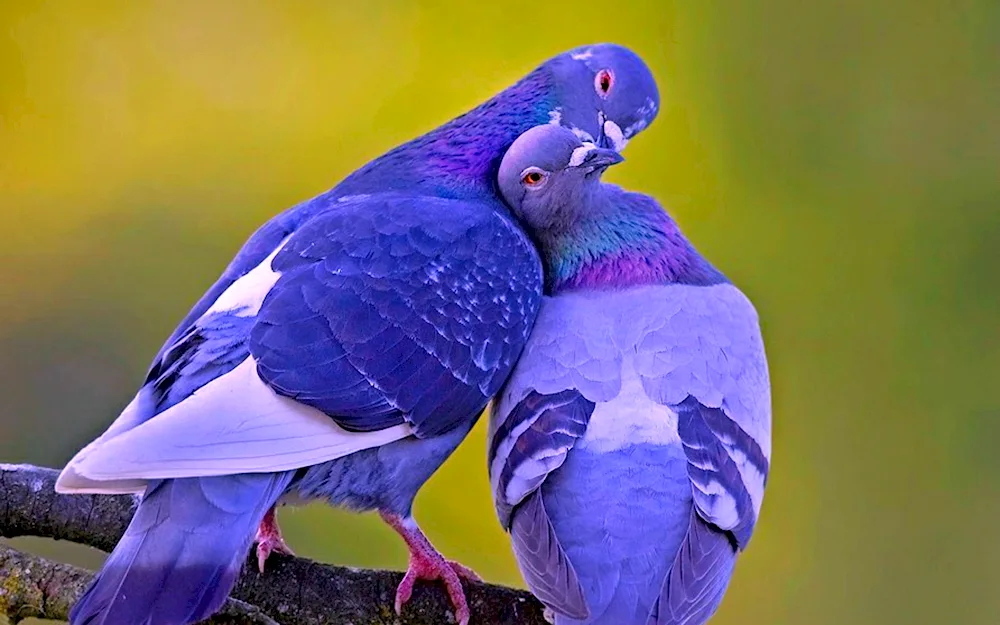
[569, 144, 625, 171]
[595, 112, 609, 149]
[594, 112, 629, 152]
[602, 120, 628, 152]
[583, 148, 625, 167]
[568, 143, 598, 167]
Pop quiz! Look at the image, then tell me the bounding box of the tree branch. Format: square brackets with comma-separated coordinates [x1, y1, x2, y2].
[0, 464, 547, 625]
[0, 544, 279, 625]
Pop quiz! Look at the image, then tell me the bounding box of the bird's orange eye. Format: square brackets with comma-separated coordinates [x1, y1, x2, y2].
[595, 69, 614, 98]
[523, 171, 544, 185]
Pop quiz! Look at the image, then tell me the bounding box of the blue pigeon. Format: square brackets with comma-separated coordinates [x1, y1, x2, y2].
[55, 45, 660, 625]
[487, 125, 771, 625]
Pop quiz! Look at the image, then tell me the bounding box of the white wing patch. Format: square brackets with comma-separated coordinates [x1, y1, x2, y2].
[489, 404, 542, 504]
[500, 429, 576, 510]
[692, 478, 741, 529]
[729, 445, 767, 517]
[56, 357, 413, 494]
[205, 237, 289, 317]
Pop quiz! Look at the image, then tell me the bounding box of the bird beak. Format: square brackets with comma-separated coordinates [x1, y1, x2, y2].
[578, 147, 625, 169]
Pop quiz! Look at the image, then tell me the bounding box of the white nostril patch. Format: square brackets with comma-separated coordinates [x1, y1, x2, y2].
[603, 120, 628, 152]
[568, 144, 598, 167]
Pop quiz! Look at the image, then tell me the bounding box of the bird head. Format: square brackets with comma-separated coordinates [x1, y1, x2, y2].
[543, 43, 659, 152]
[498, 124, 623, 233]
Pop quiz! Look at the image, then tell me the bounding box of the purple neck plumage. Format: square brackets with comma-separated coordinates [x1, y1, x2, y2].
[334, 70, 556, 201]
[542, 187, 727, 293]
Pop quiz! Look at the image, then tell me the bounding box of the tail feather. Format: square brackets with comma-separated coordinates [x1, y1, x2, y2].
[70, 472, 294, 625]
[646, 510, 737, 625]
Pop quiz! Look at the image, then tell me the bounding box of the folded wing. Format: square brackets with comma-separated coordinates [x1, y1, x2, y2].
[638, 284, 772, 624]
[488, 389, 596, 619]
[59, 193, 541, 493]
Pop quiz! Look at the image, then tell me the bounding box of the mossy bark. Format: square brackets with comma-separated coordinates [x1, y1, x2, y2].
[0, 464, 548, 625]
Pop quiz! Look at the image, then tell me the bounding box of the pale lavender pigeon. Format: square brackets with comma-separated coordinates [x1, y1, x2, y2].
[488, 125, 771, 625]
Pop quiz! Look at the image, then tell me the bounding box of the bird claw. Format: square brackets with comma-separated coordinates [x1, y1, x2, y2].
[447, 559, 482, 583]
[380, 511, 477, 625]
[394, 550, 475, 625]
[255, 534, 295, 574]
[255, 507, 294, 573]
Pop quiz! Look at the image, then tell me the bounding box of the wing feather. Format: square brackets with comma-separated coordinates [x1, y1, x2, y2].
[59, 193, 541, 493]
[488, 389, 595, 619]
[510, 491, 589, 620]
[646, 509, 736, 625]
[252, 195, 541, 437]
[58, 357, 412, 493]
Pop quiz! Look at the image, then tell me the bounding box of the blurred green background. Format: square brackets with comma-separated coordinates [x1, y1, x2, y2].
[2, 1, 998, 624]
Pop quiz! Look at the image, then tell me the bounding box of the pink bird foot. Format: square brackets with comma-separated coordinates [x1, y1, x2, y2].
[255, 506, 294, 573]
[380, 511, 481, 625]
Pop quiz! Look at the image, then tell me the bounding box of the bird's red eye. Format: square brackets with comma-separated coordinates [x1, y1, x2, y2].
[595, 69, 614, 98]
[523, 171, 544, 185]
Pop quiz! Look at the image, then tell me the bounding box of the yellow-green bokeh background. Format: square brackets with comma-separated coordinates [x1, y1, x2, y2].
[2, 2, 998, 624]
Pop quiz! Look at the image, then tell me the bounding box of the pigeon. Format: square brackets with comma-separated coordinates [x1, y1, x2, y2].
[55, 44, 660, 625]
[488, 124, 771, 625]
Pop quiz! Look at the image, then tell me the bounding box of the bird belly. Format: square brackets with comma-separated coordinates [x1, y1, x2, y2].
[541, 442, 692, 625]
[290, 418, 475, 516]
